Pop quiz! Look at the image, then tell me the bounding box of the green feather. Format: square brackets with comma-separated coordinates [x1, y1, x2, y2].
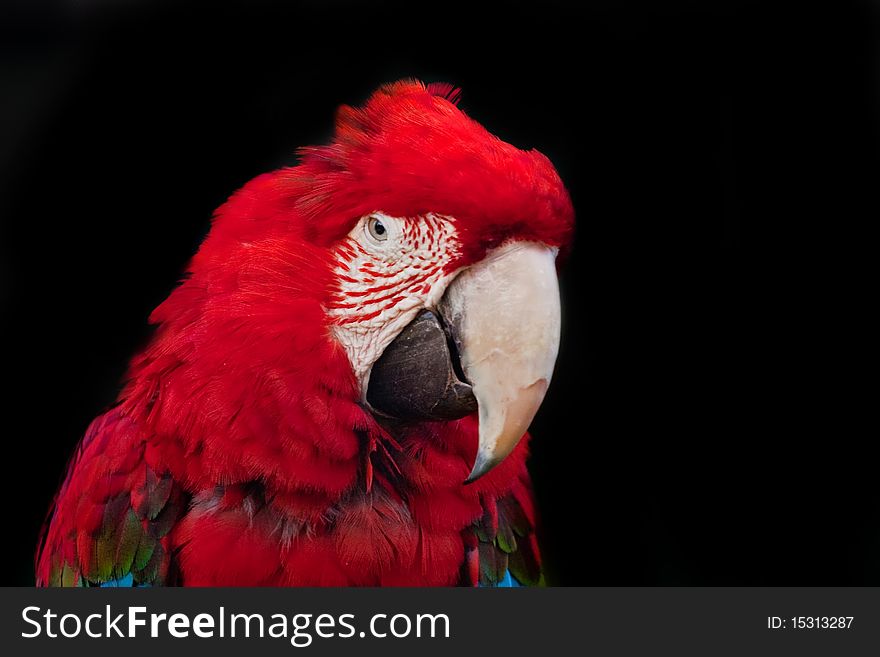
[113, 509, 142, 578]
[147, 474, 174, 521]
[495, 523, 517, 554]
[60, 562, 80, 587]
[133, 542, 164, 585]
[152, 494, 179, 538]
[498, 496, 531, 537]
[507, 539, 541, 586]
[131, 533, 157, 573]
[478, 542, 508, 584]
[91, 532, 116, 582]
[47, 555, 61, 587]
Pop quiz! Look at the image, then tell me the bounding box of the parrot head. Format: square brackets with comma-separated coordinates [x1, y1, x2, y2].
[145, 80, 573, 485]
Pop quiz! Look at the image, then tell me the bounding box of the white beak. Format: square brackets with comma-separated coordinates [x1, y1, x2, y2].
[439, 241, 561, 482]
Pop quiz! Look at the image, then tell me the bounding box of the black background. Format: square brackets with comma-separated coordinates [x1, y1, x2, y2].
[0, 0, 875, 585]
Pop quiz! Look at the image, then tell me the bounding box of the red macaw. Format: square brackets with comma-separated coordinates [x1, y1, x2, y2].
[36, 80, 574, 586]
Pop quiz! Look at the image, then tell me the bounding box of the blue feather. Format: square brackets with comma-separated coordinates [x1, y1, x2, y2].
[99, 573, 134, 587]
[98, 573, 151, 588]
[479, 569, 523, 587]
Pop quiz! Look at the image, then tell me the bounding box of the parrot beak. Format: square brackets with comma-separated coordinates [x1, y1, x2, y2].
[438, 241, 561, 482]
[365, 240, 561, 483]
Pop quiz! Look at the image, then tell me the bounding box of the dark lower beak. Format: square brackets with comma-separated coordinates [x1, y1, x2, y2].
[366, 310, 478, 422]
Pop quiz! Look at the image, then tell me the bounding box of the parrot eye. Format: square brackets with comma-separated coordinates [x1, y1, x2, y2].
[366, 216, 389, 242]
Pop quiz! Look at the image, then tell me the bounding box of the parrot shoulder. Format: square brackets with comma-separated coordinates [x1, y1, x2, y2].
[36, 408, 185, 586]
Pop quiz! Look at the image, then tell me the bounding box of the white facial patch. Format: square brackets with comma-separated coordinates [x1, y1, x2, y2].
[327, 212, 461, 394]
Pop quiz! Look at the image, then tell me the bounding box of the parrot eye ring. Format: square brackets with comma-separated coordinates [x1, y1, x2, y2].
[366, 215, 389, 242]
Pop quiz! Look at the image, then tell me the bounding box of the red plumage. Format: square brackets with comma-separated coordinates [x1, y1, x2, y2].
[36, 80, 573, 586]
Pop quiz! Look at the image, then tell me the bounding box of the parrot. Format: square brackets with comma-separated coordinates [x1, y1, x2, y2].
[35, 80, 574, 587]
